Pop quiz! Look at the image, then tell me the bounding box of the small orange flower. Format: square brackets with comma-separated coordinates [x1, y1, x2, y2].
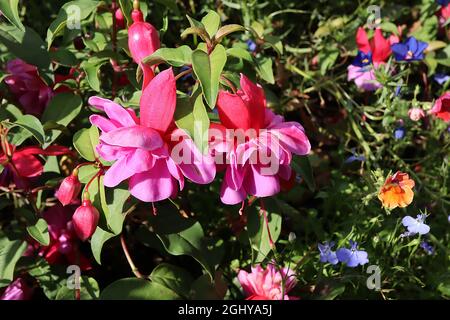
[378, 171, 415, 209]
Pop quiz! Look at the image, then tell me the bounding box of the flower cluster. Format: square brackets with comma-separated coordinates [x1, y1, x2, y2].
[319, 240, 369, 268]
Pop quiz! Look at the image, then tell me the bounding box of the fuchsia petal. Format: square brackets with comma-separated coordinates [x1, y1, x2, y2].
[100, 126, 163, 150]
[88, 96, 136, 127]
[239, 74, 266, 130]
[220, 182, 247, 205]
[103, 149, 156, 187]
[89, 114, 118, 133]
[129, 159, 177, 202]
[371, 28, 391, 63]
[169, 129, 216, 184]
[217, 91, 251, 130]
[356, 27, 371, 53]
[140, 68, 176, 133]
[243, 165, 280, 198]
[269, 122, 311, 155]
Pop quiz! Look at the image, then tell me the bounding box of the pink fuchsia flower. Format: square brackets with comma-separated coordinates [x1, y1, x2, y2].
[347, 64, 383, 91]
[89, 68, 216, 202]
[128, 5, 160, 89]
[4, 59, 54, 116]
[356, 27, 392, 63]
[56, 171, 82, 206]
[211, 74, 310, 205]
[237, 264, 298, 300]
[0, 278, 34, 300]
[430, 92, 450, 122]
[72, 199, 100, 241]
[27, 204, 91, 270]
[408, 108, 426, 121]
[438, 4, 450, 27]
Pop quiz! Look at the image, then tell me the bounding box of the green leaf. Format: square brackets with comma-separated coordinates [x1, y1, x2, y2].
[256, 57, 275, 84]
[73, 126, 99, 161]
[100, 278, 180, 300]
[175, 89, 210, 154]
[149, 204, 218, 279]
[81, 57, 109, 92]
[214, 24, 245, 43]
[247, 200, 282, 263]
[0, 236, 27, 287]
[105, 185, 130, 234]
[142, 46, 193, 67]
[201, 10, 221, 38]
[26, 219, 50, 246]
[192, 44, 227, 109]
[25, 257, 65, 299]
[154, 0, 179, 14]
[150, 263, 193, 298]
[56, 276, 100, 300]
[0, 25, 51, 77]
[190, 272, 227, 300]
[42, 93, 82, 146]
[90, 227, 116, 265]
[46, 0, 99, 49]
[227, 47, 253, 62]
[14, 114, 45, 144]
[49, 49, 78, 67]
[291, 156, 315, 191]
[0, 0, 25, 31]
[118, 0, 132, 27]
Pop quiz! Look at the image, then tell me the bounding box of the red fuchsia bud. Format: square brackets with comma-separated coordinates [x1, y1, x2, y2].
[115, 8, 125, 29]
[128, 1, 160, 89]
[56, 171, 81, 206]
[72, 199, 99, 241]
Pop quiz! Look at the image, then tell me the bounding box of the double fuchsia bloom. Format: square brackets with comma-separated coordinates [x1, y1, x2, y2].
[4, 59, 54, 116]
[89, 68, 216, 202]
[212, 74, 310, 205]
[348, 27, 392, 91]
[238, 264, 298, 300]
[128, 6, 160, 89]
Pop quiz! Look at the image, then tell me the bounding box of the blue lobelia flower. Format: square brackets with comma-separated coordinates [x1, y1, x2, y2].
[318, 241, 339, 265]
[420, 241, 434, 255]
[394, 127, 405, 140]
[336, 240, 369, 267]
[246, 39, 257, 53]
[434, 73, 450, 85]
[437, 0, 450, 6]
[391, 37, 428, 62]
[352, 51, 373, 68]
[402, 214, 430, 235]
[344, 148, 366, 164]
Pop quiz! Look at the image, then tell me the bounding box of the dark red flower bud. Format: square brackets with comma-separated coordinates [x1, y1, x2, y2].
[56, 171, 81, 206]
[115, 8, 125, 29]
[72, 199, 99, 241]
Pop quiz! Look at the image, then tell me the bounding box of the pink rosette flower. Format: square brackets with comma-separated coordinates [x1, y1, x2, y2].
[4, 59, 53, 115]
[211, 74, 311, 205]
[408, 108, 425, 121]
[238, 264, 298, 300]
[430, 92, 450, 122]
[89, 68, 216, 202]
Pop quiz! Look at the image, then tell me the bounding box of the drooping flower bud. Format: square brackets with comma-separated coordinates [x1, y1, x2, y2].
[56, 170, 81, 206]
[72, 199, 99, 241]
[128, 1, 160, 89]
[115, 8, 125, 29]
